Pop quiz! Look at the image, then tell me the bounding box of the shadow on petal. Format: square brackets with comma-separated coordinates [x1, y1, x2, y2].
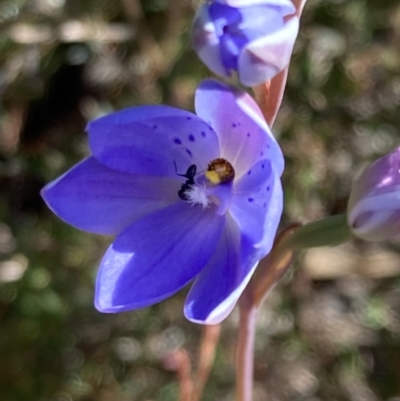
[185, 216, 259, 324]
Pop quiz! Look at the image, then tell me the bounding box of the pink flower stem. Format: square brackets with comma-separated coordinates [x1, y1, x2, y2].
[192, 325, 221, 401]
[235, 291, 259, 401]
[235, 223, 302, 401]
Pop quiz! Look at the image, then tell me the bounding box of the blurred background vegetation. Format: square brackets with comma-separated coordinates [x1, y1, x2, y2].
[1, 0, 400, 400]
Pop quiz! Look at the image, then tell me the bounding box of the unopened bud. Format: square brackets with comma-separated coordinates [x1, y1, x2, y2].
[347, 148, 400, 241]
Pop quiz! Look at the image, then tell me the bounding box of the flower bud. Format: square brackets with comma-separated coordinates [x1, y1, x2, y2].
[191, 0, 299, 87]
[347, 148, 400, 241]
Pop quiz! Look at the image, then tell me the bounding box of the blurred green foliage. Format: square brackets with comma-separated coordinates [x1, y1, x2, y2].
[1, 0, 400, 400]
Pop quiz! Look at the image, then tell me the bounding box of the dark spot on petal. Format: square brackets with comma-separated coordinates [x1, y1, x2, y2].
[189, 134, 195, 142]
[247, 133, 250, 137]
[201, 131, 206, 137]
[267, 186, 270, 191]
[248, 198, 254, 203]
[247, 170, 251, 175]
[261, 151, 264, 156]
[209, 126, 213, 131]
[153, 125, 158, 129]
[263, 203, 267, 208]
[267, 144, 270, 149]
[174, 138, 182, 145]
[232, 123, 237, 128]
[186, 149, 193, 157]
[187, 117, 192, 120]
[262, 164, 265, 169]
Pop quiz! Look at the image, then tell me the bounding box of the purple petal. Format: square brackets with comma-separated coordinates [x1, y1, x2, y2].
[184, 216, 258, 324]
[95, 202, 226, 312]
[235, 6, 284, 37]
[192, 4, 228, 77]
[155, 115, 220, 171]
[195, 79, 284, 177]
[230, 159, 283, 254]
[207, 2, 286, 72]
[348, 148, 400, 241]
[41, 157, 179, 235]
[215, 0, 296, 15]
[238, 17, 299, 86]
[349, 148, 400, 204]
[89, 104, 195, 124]
[88, 106, 219, 176]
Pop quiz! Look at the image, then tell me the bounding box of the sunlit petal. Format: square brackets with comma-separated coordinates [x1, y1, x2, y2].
[195, 79, 284, 177]
[42, 157, 179, 235]
[95, 202, 225, 312]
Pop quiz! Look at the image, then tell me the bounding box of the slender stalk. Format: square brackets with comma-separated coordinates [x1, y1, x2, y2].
[165, 324, 221, 401]
[235, 224, 301, 401]
[193, 325, 221, 401]
[235, 293, 259, 401]
[253, 224, 301, 306]
[176, 350, 194, 401]
[163, 349, 193, 401]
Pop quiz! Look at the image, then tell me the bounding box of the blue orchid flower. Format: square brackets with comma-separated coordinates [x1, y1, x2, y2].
[41, 80, 284, 324]
[191, 0, 299, 87]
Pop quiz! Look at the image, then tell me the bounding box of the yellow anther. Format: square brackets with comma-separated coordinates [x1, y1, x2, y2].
[206, 158, 235, 185]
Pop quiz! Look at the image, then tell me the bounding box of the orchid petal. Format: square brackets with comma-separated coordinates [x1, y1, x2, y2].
[192, 5, 228, 77]
[41, 157, 180, 235]
[215, 0, 296, 15]
[95, 203, 225, 312]
[195, 79, 284, 177]
[348, 148, 400, 206]
[349, 196, 400, 241]
[230, 159, 283, 254]
[234, 5, 284, 37]
[88, 106, 219, 176]
[348, 148, 400, 241]
[89, 105, 194, 125]
[238, 17, 299, 86]
[155, 115, 220, 172]
[184, 217, 258, 324]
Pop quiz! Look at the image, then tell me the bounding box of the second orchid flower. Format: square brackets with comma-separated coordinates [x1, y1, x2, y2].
[191, 0, 299, 87]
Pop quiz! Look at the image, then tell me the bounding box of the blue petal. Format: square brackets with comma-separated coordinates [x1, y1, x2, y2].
[195, 79, 284, 177]
[154, 115, 220, 172]
[191, 5, 228, 77]
[235, 6, 284, 39]
[88, 106, 219, 177]
[41, 157, 180, 235]
[209, 3, 284, 42]
[95, 202, 226, 312]
[215, 0, 295, 14]
[219, 34, 243, 71]
[230, 159, 283, 254]
[238, 17, 299, 86]
[184, 216, 259, 324]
